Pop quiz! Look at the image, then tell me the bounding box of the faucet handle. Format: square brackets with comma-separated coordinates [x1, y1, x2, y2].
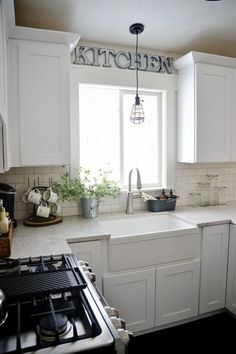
[136, 168, 142, 190]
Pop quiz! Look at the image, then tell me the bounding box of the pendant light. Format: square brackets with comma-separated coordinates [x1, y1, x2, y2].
[129, 23, 145, 124]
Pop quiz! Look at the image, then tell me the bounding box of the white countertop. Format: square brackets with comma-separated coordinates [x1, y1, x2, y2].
[10, 201, 236, 258]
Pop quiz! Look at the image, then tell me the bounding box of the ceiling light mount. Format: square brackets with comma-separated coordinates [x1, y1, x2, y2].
[129, 23, 144, 35]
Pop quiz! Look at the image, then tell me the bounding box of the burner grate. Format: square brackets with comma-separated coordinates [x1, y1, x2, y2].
[1, 269, 87, 300]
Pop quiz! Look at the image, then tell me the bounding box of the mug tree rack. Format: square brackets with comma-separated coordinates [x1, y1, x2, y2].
[23, 178, 63, 227]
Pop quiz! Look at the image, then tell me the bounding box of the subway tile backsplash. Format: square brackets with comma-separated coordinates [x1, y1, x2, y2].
[1, 163, 236, 220]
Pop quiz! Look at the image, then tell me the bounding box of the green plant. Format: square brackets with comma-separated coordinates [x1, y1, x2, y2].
[54, 167, 121, 201]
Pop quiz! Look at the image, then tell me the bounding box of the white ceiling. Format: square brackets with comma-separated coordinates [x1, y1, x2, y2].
[14, 0, 236, 57]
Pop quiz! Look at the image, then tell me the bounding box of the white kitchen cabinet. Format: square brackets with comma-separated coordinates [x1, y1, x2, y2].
[8, 39, 71, 166]
[103, 269, 155, 332]
[174, 51, 236, 163]
[0, 0, 9, 171]
[103, 259, 200, 332]
[155, 260, 200, 326]
[199, 224, 229, 314]
[103, 228, 201, 332]
[68, 240, 103, 290]
[226, 224, 236, 315]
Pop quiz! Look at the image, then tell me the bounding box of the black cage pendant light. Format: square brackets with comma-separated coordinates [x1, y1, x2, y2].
[129, 23, 145, 124]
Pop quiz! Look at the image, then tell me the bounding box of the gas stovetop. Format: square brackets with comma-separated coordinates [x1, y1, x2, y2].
[0, 254, 115, 354]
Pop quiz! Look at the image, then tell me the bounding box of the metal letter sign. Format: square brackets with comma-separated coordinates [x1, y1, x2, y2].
[74, 46, 173, 74]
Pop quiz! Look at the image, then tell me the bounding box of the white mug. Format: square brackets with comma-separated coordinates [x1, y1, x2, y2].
[36, 202, 50, 218]
[43, 188, 58, 203]
[27, 188, 42, 205]
[22, 191, 29, 203]
[50, 203, 61, 215]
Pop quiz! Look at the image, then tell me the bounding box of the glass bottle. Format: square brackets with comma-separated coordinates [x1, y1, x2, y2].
[0, 199, 9, 234]
[197, 182, 210, 206]
[207, 175, 219, 206]
[218, 187, 227, 205]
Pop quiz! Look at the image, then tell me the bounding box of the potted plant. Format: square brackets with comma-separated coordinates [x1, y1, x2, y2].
[54, 167, 121, 218]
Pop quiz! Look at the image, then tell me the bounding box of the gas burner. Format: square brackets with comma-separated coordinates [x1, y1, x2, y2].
[29, 264, 57, 273]
[39, 313, 72, 342]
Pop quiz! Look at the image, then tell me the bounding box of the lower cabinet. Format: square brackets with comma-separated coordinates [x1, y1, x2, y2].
[103, 260, 200, 332]
[155, 260, 200, 326]
[226, 224, 236, 314]
[68, 240, 103, 290]
[103, 269, 155, 332]
[199, 224, 229, 314]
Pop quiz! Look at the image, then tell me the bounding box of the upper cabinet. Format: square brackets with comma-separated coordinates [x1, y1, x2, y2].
[5, 20, 80, 167]
[9, 39, 72, 166]
[0, 0, 10, 171]
[174, 51, 236, 163]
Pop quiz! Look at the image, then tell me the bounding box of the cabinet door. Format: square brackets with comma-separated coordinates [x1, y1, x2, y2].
[226, 225, 236, 315]
[0, 1, 9, 172]
[0, 1, 4, 116]
[231, 70, 236, 160]
[199, 224, 229, 314]
[196, 63, 232, 162]
[103, 269, 155, 332]
[155, 260, 200, 326]
[17, 40, 70, 165]
[69, 241, 103, 290]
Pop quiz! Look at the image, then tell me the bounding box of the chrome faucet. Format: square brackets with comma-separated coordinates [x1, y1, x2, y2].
[126, 168, 142, 214]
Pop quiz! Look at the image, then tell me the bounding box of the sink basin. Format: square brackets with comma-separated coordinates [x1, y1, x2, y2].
[98, 213, 198, 240]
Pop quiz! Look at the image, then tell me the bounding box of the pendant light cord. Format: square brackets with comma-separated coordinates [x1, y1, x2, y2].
[135, 32, 139, 97]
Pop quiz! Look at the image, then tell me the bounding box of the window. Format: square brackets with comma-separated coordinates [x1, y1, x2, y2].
[79, 84, 164, 188]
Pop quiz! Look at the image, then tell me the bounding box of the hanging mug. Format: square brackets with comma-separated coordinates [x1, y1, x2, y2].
[43, 188, 58, 203]
[49, 203, 61, 215]
[27, 188, 42, 205]
[36, 202, 50, 218]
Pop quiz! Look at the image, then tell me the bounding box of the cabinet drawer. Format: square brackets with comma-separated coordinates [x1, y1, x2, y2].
[108, 232, 200, 272]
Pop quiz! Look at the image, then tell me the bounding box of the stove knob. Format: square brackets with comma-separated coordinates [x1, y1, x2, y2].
[117, 329, 133, 344]
[84, 271, 96, 283]
[104, 306, 119, 317]
[110, 316, 126, 329]
[87, 266, 93, 273]
[81, 265, 88, 272]
[78, 260, 90, 268]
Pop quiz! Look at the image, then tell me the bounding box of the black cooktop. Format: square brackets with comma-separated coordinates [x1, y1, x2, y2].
[0, 254, 102, 354]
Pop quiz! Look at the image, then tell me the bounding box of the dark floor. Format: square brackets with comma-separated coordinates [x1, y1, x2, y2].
[128, 312, 236, 353]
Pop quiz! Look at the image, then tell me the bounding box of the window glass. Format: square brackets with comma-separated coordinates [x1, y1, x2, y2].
[79, 84, 162, 188]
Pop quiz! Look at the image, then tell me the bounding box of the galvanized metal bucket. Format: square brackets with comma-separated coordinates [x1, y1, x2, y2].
[82, 198, 99, 218]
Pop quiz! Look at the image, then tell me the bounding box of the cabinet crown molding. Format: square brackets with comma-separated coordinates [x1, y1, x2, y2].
[174, 51, 236, 70]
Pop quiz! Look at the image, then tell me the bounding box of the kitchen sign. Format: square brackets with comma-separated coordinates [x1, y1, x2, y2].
[74, 46, 173, 74]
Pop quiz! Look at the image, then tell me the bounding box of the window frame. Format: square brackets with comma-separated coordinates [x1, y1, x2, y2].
[70, 64, 177, 190]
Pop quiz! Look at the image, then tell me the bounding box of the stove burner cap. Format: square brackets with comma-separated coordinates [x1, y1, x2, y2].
[39, 313, 71, 340]
[29, 264, 56, 273]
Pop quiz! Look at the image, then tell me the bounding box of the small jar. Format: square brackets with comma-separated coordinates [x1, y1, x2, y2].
[209, 187, 219, 206]
[207, 175, 219, 189]
[197, 182, 210, 206]
[218, 187, 227, 205]
[189, 192, 201, 207]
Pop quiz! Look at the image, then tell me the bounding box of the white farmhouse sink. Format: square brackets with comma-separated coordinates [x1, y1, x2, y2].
[98, 213, 198, 241]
